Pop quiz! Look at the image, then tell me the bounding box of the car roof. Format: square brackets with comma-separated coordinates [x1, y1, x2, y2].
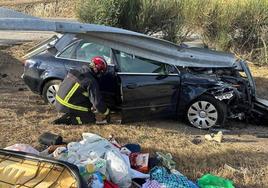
[0, 7, 237, 68]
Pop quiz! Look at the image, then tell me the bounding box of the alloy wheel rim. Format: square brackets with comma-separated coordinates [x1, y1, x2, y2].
[187, 101, 218, 128]
[46, 84, 59, 105]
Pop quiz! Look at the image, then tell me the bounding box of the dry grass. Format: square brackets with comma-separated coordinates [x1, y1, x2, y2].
[249, 64, 268, 99]
[0, 0, 76, 18]
[0, 44, 268, 187]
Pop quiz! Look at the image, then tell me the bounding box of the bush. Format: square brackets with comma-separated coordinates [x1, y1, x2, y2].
[182, 0, 268, 65]
[77, 0, 268, 65]
[76, 0, 184, 43]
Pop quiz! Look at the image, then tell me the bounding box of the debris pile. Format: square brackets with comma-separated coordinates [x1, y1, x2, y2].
[4, 132, 235, 188]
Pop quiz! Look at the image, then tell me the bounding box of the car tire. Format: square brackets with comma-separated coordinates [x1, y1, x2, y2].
[42, 80, 61, 105]
[186, 95, 227, 129]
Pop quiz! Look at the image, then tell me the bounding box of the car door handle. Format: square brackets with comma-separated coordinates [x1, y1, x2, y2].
[126, 83, 138, 89]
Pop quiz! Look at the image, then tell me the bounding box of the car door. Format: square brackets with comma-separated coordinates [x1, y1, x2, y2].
[55, 39, 118, 108]
[114, 50, 181, 121]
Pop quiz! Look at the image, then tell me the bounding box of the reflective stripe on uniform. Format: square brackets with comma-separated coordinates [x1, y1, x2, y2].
[64, 82, 80, 102]
[56, 95, 89, 112]
[76, 117, 82, 124]
[82, 91, 89, 97]
[103, 108, 110, 115]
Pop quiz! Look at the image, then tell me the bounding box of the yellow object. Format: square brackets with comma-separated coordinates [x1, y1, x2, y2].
[0, 150, 80, 188]
[56, 95, 89, 112]
[86, 163, 95, 173]
[56, 82, 89, 112]
[76, 117, 82, 125]
[213, 131, 223, 143]
[205, 131, 223, 143]
[82, 92, 89, 97]
[64, 83, 80, 102]
[103, 108, 110, 115]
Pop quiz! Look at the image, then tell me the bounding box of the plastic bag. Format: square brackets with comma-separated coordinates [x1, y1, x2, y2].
[105, 150, 132, 188]
[5, 144, 39, 155]
[198, 174, 235, 188]
[79, 153, 107, 176]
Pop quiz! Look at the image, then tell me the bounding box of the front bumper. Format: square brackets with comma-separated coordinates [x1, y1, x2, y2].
[252, 97, 268, 121]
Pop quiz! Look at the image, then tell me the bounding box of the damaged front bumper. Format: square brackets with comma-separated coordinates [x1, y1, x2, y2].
[225, 60, 268, 122]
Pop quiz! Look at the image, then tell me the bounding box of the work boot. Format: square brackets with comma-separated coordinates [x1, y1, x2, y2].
[53, 114, 73, 125]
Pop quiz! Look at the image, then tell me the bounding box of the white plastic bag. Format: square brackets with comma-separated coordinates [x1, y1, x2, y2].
[5, 144, 39, 155]
[105, 150, 132, 188]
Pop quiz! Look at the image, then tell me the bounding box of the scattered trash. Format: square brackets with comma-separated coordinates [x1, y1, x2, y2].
[3, 132, 238, 187]
[191, 136, 202, 145]
[47, 144, 67, 154]
[104, 180, 119, 188]
[150, 166, 192, 188]
[141, 179, 162, 188]
[198, 174, 234, 188]
[130, 153, 149, 173]
[4, 144, 39, 155]
[123, 143, 141, 153]
[108, 134, 121, 148]
[38, 132, 63, 146]
[204, 131, 223, 143]
[156, 152, 176, 170]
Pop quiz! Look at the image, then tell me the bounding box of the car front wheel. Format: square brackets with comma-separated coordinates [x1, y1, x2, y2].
[186, 95, 226, 129]
[42, 80, 61, 105]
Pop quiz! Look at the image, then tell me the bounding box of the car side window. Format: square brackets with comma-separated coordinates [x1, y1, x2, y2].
[58, 40, 111, 64]
[115, 51, 176, 74]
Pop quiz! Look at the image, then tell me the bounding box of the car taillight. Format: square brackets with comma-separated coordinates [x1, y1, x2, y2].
[23, 60, 36, 67]
[23, 60, 27, 66]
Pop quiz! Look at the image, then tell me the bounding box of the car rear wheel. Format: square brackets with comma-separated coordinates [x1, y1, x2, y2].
[42, 80, 61, 105]
[186, 95, 226, 129]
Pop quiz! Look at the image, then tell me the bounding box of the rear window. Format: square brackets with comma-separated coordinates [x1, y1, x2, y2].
[58, 40, 111, 64]
[23, 35, 60, 59]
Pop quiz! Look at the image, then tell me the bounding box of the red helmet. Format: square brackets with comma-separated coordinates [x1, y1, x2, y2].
[90, 56, 108, 74]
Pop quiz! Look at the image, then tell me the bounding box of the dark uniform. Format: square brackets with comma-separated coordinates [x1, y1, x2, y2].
[54, 65, 109, 125]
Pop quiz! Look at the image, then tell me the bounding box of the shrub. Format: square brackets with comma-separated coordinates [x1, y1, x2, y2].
[183, 0, 268, 65]
[76, 0, 184, 43]
[76, 0, 268, 65]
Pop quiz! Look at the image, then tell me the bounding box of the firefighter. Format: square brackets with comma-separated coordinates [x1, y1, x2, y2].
[53, 56, 110, 125]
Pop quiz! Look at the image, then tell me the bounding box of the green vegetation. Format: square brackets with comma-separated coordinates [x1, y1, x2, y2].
[184, 0, 268, 65]
[77, 0, 268, 65]
[77, 0, 184, 42]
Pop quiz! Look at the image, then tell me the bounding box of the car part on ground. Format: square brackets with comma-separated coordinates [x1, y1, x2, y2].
[0, 149, 86, 188]
[42, 79, 61, 104]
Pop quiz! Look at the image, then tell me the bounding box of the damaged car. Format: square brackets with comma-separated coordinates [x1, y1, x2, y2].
[0, 8, 267, 129]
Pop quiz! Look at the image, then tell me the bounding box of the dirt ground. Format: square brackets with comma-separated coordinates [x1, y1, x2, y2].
[0, 43, 268, 187]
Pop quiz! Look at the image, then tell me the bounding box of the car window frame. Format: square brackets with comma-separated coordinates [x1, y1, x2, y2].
[55, 39, 114, 65]
[112, 50, 179, 75]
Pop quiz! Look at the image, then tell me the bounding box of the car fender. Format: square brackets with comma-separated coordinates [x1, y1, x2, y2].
[38, 70, 66, 94]
[177, 74, 235, 114]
